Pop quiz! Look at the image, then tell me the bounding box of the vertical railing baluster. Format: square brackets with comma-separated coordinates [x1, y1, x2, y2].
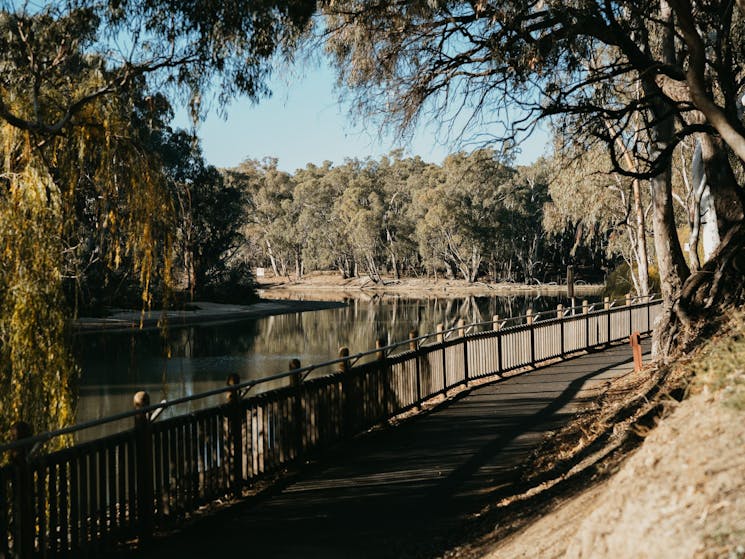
[11, 422, 33, 559]
[225, 374, 243, 498]
[133, 391, 153, 547]
[527, 309, 535, 367]
[604, 297, 611, 344]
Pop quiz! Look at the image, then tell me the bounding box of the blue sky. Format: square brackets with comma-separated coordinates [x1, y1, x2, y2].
[177, 60, 550, 173]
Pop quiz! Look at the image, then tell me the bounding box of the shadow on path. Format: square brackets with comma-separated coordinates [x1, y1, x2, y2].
[135, 342, 648, 559]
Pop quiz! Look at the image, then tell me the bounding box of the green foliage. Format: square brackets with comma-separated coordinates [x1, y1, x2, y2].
[164, 132, 252, 302]
[0, 162, 77, 443]
[0, 82, 172, 439]
[227, 149, 609, 285]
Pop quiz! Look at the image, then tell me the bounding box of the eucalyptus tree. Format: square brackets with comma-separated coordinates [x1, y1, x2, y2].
[320, 0, 745, 353]
[412, 150, 511, 282]
[0, 0, 314, 438]
[294, 162, 358, 277]
[544, 142, 654, 295]
[377, 151, 426, 279]
[226, 158, 298, 277]
[500, 160, 551, 283]
[334, 159, 387, 282]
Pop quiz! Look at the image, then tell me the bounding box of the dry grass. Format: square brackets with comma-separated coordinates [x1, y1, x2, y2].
[689, 312, 745, 411]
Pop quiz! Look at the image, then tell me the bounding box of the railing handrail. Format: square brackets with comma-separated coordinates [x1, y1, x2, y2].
[0, 292, 659, 454]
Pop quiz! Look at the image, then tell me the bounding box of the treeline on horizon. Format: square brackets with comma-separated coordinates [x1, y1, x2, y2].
[225, 150, 615, 288]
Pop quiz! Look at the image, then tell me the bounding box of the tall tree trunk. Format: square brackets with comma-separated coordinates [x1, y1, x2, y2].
[649, 0, 691, 355]
[265, 238, 279, 277]
[631, 178, 650, 296]
[294, 249, 302, 278]
[698, 133, 744, 246]
[605, 114, 650, 295]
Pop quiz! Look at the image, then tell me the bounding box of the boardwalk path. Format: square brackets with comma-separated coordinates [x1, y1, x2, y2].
[140, 341, 650, 559]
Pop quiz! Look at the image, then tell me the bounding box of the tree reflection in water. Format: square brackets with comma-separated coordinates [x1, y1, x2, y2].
[73, 294, 595, 438]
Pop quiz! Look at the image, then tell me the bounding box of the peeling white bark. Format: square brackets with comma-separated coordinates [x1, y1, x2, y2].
[692, 140, 721, 263]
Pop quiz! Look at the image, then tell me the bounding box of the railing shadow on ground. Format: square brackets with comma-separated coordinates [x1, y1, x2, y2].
[0, 295, 661, 558]
[130, 342, 651, 559]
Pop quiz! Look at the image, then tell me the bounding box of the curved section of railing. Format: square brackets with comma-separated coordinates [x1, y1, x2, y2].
[0, 294, 662, 558]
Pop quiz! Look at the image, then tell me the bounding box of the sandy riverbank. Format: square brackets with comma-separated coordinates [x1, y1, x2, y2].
[74, 299, 347, 333]
[256, 271, 604, 300]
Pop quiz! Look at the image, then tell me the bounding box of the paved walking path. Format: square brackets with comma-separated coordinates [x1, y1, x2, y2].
[140, 341, 651, 559]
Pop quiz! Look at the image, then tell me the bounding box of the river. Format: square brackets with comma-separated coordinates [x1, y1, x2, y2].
[73, 292, 599, 438]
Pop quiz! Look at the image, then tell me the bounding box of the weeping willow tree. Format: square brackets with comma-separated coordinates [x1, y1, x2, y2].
[0, 82, 174, 443]
[0, 0, 315, 443]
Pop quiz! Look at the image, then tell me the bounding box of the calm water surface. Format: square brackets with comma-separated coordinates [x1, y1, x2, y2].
[74, 293, 598, 436]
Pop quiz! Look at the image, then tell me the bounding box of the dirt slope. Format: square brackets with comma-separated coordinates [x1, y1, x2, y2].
[477, 315, 745, 559]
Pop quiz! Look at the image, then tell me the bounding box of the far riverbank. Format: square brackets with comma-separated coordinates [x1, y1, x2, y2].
[75, 274, 603, 333]
[74, 299, 347, 333]
[256, 271, 604, 300]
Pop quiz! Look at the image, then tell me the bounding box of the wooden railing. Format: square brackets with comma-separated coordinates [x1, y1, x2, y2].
[0, 295, 662, 558]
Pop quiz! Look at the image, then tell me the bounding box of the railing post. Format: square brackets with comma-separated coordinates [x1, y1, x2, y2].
[11, 421, 33, 559]
[225, 373, 243, 497]
[375, 337, 386, 361]
[338, 346, 350, 374]
[626, 292, 633, 336]
[436, 323, 447, 393]
[630, 332, 643, 372]
[133, 391, 154, 546]
[583, 300, 589, 348]
[410, 329, 422, 403]
[604, 296, 611, 344]
[495, 316, 503, 375]
[289, 359, 303, 459]
[492, 315, 500, 331]
[527, 309, 535, 366]
[339, 347, 353, 437]
[557, 304, 565, 358]
[457, 318, 469, 384]
[647, 295, 652, 333]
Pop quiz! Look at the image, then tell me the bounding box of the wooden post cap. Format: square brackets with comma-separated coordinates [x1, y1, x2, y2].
[10, 421, 32, 441]
[226, 373, 240, 403]
[338, 346, 350, 372]
[10, 421, 32, 462]
[409, 329, 418, 350]
[375, 337, 386, 360]
[133, 391, 150, 410]
[226, 373, 240, 386]
[289, 359, 301, 388]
